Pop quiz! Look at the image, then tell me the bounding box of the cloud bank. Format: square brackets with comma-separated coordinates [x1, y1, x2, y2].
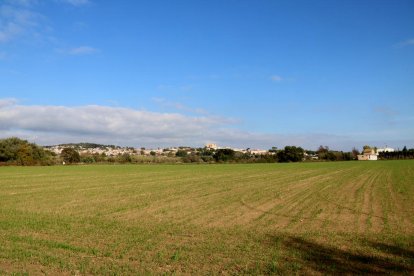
[0, 99, 411, 150]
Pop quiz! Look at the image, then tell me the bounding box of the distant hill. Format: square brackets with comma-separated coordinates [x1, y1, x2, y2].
[45, 143, 122, 149]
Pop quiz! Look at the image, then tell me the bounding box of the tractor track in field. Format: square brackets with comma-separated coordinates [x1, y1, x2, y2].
[237, 169, 357, 226]
[237, 167, 400, 232]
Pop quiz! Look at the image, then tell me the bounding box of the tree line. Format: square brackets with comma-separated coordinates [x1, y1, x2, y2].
[0, 138, 305, 165]
[1, 137, 413, 166]
[0, 137, 54, 165]
[378, 146, 414, 160]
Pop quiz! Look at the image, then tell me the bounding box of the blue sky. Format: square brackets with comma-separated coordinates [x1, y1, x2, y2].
[1, 0, 413, 150]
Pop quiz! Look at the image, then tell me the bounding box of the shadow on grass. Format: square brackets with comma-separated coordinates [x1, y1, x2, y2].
[366, 241, 414, 260]
[267, 235, 414, 274]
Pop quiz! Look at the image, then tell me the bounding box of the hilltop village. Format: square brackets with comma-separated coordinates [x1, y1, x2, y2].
[45, 143, 401, 160]
[1, 137, 412, 166]
[43, 142, 274, 164]
[44, 143, 270, 158]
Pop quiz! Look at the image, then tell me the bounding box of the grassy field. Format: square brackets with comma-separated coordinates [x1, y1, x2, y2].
[0, 161, 413, 275]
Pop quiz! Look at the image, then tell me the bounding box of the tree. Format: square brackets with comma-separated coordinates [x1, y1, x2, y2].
[402, 146, 408, 158]
[175, 150, 188, 157]
[0, 137, 51, 165]
[117, 153, 132, 163]
[317, 145, 329, 160]
[16, 143, 35, 165]
[277, 146, 304, 162]
[325, 151, 337, 161]
[81, 155, 95, 163]
[317, 145, 329, 154]
[182, 154, 202, 163]
[269, 147, 278, 153]
[351, 147, 360, 159]
[213, 149, 235, 162]
[60, 147, 80, 164]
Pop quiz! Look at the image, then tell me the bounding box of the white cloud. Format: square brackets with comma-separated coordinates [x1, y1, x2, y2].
[152, 97, 208, 115]
[62, 46, 98, 55]
[3, 99, 412, 150]
[270, 75, 283, 82]
[156, 84, 174, 90]
[0, 101, 228, 147]
[5, 0, 38, 7]
[395, 38, 414, 47]
[0, 4, 40, 43]
[0, 98, 18, 108]
[0, 0, 91, 51]
[0, 99, 399, 150]
[60, 0, 90, 6]
[156, 84, 194, 92]
[373, 106, 398, 117]
[0, 5, 34, 43]
[179, 85, 193, 92]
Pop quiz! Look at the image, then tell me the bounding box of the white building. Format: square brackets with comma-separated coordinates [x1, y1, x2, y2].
[205, 143, 218, 150]
[249, 149, 269, 155]
[357, 148, 378, 161]
[377, 147, 395, 153]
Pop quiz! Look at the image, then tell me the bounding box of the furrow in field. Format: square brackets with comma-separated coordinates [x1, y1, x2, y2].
[369, 170, 386, 233]
[228, 172, 332, 228]
[298, 169, 360, 228]
[286, 168, 360, 232]
[314, 168, 370, 232]
[179, 171, 303, 227]
[385, 168, 414, 234]
[273, 170, 351, 219]
[132, 169, 320, 227]
[356, 171, 381, 233]
[228, 168, 354, 230]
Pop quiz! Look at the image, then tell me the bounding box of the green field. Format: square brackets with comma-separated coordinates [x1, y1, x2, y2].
[0, 161, 413, 274]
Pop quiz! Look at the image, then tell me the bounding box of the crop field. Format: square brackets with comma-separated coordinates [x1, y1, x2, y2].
[0, 161, 413, 274]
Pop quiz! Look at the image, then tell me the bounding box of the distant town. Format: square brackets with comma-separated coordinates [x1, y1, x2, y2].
[44, 142, 406, 162]
[44, 143, 270, 157]
[1, 137, 413, 166]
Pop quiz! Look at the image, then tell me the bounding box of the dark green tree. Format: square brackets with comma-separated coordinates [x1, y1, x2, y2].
[277, 146, 304, 162]
[61, 147, 80, 164]
[175, 150, 188, 157]
[402, 146, 408, 158]
[213, 149, 235, 162]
